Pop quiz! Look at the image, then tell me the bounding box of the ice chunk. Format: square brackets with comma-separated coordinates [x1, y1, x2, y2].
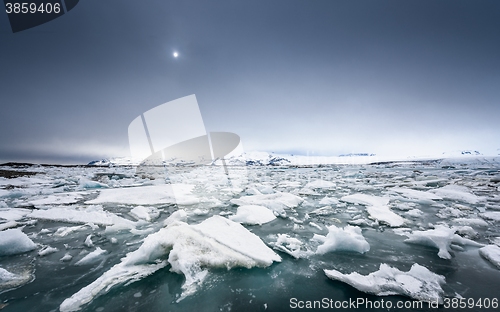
[30, 207, 134, 229]
[30, 208, 113, 225]
[0, 220, 18, 231]
[29, 192, 85, 207]
[341, 194, 406, 227]
[430, 185, 483, 204]
[309, 206, 335, 216]
[480, 211, 500, 222]
[230, 192, 303, 217]
[0, 266, 34, 292]
[272, 234, 312, 259]
[401, 225, 483, 259]
[229, 205, 276, 225]
[60, 216, 280, 311]
[324, 263, 445, 303]
[452, 218, 489, 227]
[0, 229, 36, 256]
[390, 187, 442, 201]
[479, 245, 500, 269]
[129, 206, 160, 222]
[314, 225, 370, 254]
[38, 245, 59, 257]
[60, 253, 73, 262]
[54, 225, 87, 237]
[366, 205, 406, 227]
[304, 180, 335, 189]
[405, 209, 424, 217]
[163, 209, 187, 226]
[0, 208, 32, 221]
[78, 178, 108, 189]
[84, 235, 93, 248]
[86, 184, 196, 206]
[0, 267, 18, 282]
[75, 247, 107, 266]
[319, 196, 339, 205]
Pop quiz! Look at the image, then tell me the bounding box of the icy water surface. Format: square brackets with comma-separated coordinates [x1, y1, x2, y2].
[1, 159, 500, 311]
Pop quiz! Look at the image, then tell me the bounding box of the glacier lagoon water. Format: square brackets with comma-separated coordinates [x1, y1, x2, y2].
[1, 161, 500, 311]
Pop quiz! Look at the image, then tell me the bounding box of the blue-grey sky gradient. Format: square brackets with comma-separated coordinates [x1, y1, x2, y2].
[1, 0, 499, 163]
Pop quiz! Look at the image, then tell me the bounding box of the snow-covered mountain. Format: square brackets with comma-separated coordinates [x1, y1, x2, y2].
[88, 150, 500, 168]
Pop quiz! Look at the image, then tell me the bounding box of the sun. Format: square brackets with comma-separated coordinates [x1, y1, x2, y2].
[173, 52, 179, 58]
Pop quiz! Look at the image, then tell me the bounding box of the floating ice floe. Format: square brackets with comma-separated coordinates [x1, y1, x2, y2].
[0, 229, 36, 256]
[75, 247, 107, 266]
[0, 220, 18, 231]
[129, 206, 160, 222]
[398, 225, 484, 259]
[389, 187, 442, 201]
[479, 245, 500, 269]
[77, 178, 108, 189]
[480, 211, 500, 222]
[54, 225, 88, 237]
[309, 206, 335, 216]
[38, 245, 58, 257]
[430, 185, 483, 204]
[272, 234, 312, 259]
[319, 196, 340, 205]
[229, 205, 276, 225]
[86, 184, 197, 206]
[60, 216, 281, 311]
[0, 267, 34, 292]
[341, 194, 406, 227]
[405, 209, 424, 217]
[313, 225, 370, 254]
[324, 263, 445, 303]
[29, 207, 133, 228]
[451, 218, 489, 227]
[28, 192, 87, 207]
[304, 180, 336, 190]
[230, 192, 303, 217]
[0, 208, 32, 221]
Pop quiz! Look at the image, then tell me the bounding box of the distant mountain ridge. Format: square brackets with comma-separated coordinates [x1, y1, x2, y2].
[87, 150, 499, 167]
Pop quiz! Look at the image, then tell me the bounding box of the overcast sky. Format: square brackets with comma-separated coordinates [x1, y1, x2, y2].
[1, 0, 499, 164]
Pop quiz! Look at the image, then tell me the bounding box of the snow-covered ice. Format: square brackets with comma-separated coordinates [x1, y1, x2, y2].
[229, 205, 276, 225]
[324, 263, 445, 303]
[60, 216, 280, 311]
[230, 192, 303, 217]
[399, 225, 484, 259]
[313, 225, 370, 254]
[479, 245, 500, 269]
[86, 184, 196, 206]
[0, 229, 36, 256]
[430, 185, 483, 204]
[341, 194, 406, 227]
[75, 247, 107, 266]
[129, 206, 160, 222]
